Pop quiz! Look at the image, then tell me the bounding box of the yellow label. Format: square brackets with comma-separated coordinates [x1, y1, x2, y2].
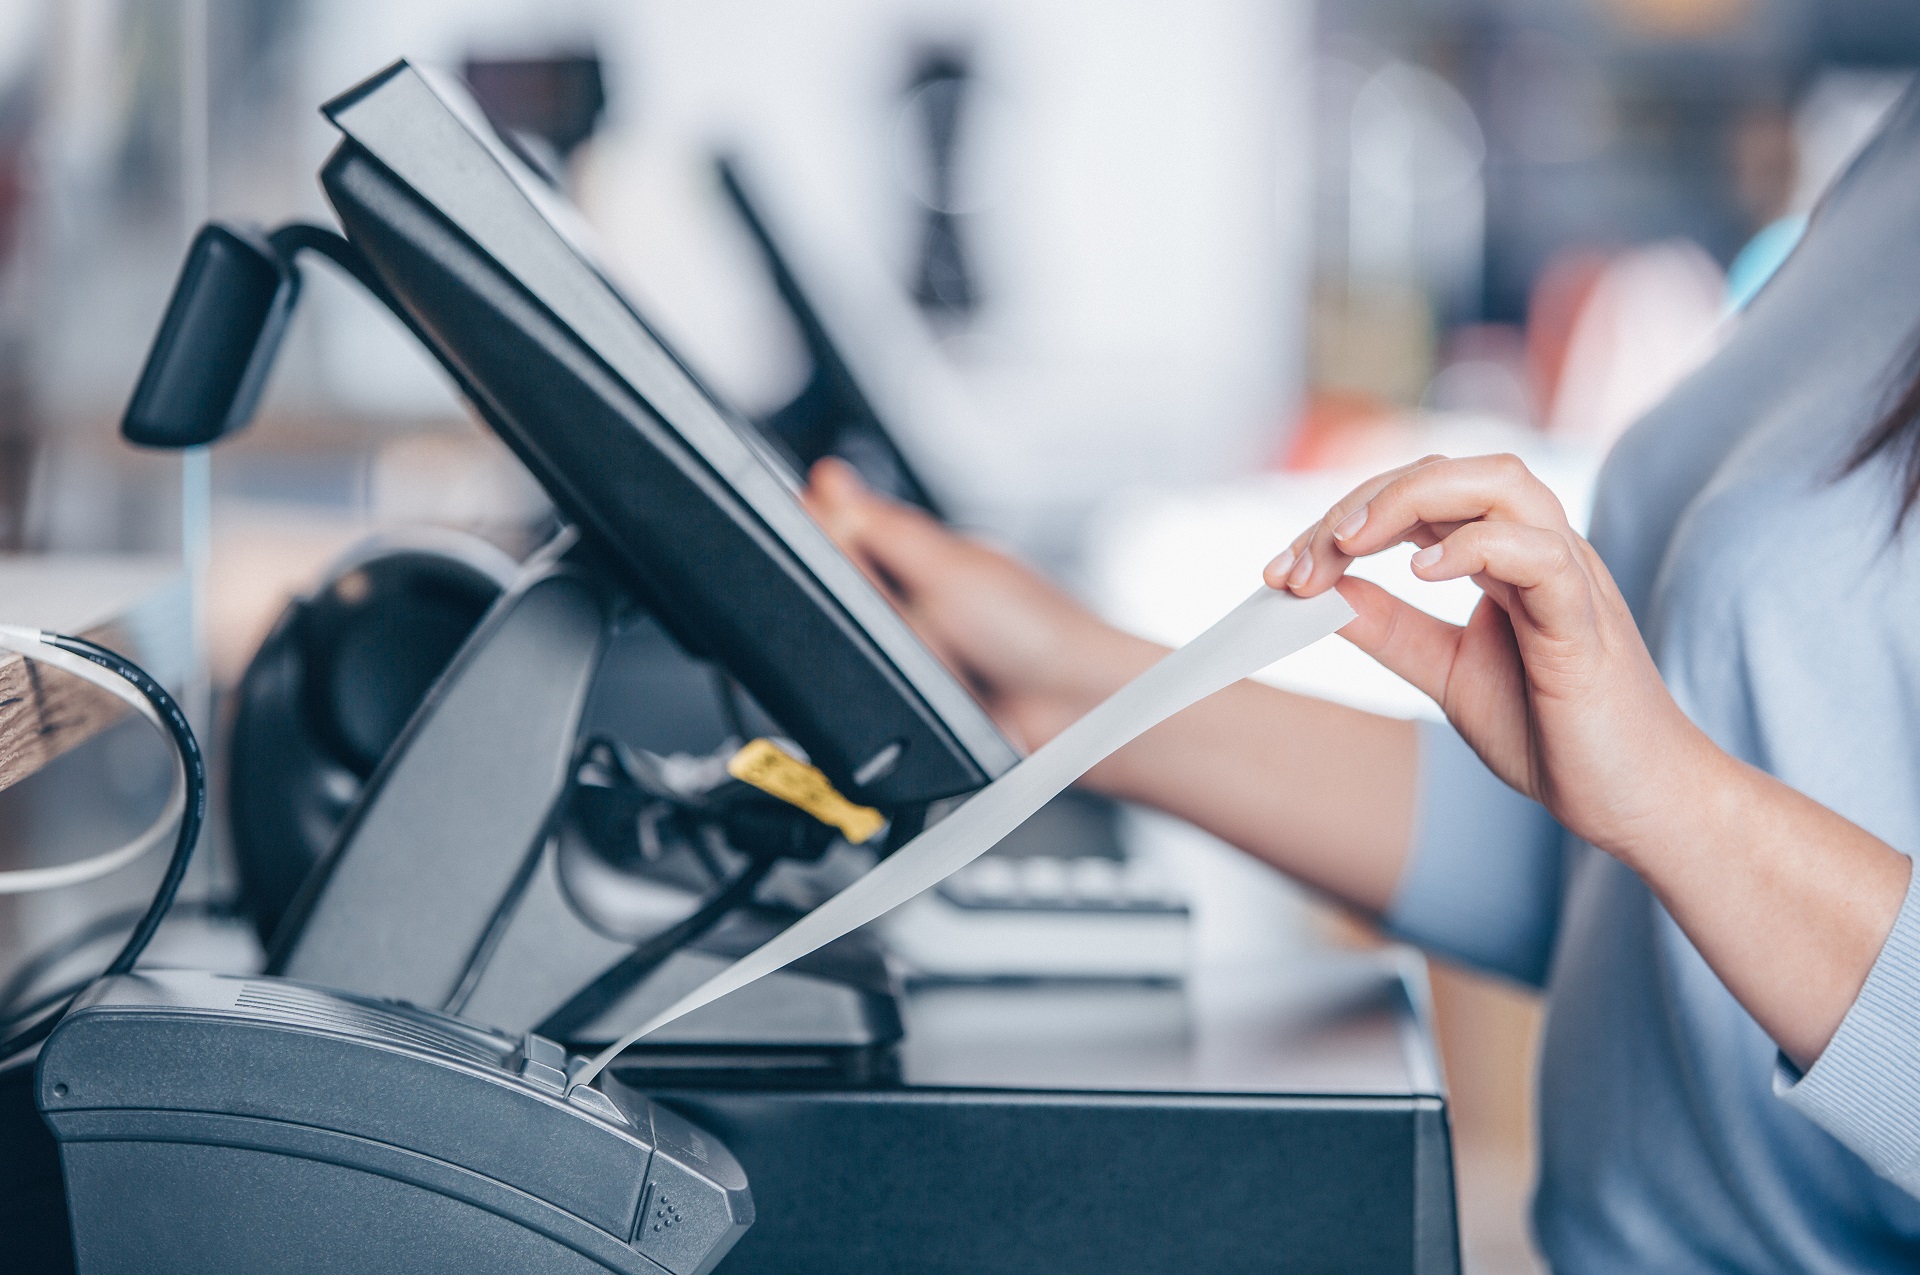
[725, 738, 886, 845]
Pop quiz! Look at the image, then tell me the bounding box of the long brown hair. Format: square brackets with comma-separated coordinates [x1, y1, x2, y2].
[1846, 338, 1920, 527]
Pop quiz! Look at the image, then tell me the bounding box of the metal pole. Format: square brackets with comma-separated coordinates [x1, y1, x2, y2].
[178, 0, 212, 896]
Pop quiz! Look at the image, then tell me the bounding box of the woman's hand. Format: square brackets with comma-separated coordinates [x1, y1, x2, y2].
[803, 459, 1160, 751]
[1269, 453, 1912, 1068]
[1264, 452, 1711, 867]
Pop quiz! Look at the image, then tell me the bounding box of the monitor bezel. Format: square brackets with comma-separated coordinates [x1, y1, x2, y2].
[321, 61, 1018, 797]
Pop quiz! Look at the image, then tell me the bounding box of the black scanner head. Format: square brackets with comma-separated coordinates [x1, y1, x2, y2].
[122, 222, 296, 448]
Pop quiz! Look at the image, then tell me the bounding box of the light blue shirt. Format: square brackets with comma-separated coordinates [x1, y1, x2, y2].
[1388, 87, 1920, 1270]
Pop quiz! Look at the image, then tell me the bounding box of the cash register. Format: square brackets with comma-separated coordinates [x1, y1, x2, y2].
[22, 61, 1460, 1273]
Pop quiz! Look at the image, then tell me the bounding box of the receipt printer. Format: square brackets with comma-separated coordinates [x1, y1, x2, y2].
[34, 970, 751, 1275]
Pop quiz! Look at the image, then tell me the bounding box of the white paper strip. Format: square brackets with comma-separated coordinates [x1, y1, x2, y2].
[570, 585, 1354, 1090]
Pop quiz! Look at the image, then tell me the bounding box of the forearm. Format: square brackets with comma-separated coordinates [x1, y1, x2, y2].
[804, 456, 1419, 918]
[1619, 735, 1913, 1070]
[1079, 666, 1418, 916]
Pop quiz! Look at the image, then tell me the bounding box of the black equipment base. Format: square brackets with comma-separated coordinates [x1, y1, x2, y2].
[657, 952, 1459, 1275]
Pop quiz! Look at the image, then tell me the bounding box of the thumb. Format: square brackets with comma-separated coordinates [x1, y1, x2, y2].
[805, 458, 959, 600]
[801, 457, 872, 541]
[1334, 576, 1461, 707]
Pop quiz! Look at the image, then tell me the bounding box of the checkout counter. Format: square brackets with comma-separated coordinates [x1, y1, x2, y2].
[667, 953, 1456, 1274]
[0, 60, 1460, 1274]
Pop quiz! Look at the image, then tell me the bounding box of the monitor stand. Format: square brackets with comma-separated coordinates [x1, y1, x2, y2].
[268, 531, 902, 1085]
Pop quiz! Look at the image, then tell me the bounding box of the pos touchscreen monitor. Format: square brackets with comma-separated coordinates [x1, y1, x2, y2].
[318, 62, 1016, 806]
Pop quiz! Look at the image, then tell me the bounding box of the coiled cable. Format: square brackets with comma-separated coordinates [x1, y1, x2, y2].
[0, 628, 204, 1060]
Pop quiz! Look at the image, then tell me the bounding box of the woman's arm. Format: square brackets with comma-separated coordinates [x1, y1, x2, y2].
[803, 459, 1417, 914]
[1274, 453, 1912, 1068]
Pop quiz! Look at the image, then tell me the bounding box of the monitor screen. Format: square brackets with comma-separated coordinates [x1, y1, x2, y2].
[317, 61, 1017, 806]
[711, 155, 943, 515]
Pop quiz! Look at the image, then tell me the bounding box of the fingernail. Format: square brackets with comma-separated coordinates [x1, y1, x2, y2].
[1333, 506, 1368, 542]
[1411, 544, 1443, 570]
[1287, 547, 1314, 589]
[1264, 548, 1294, 583]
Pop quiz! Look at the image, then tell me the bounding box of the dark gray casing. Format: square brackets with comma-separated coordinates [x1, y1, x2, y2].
[268, 546, 900, 1053]
[271, 546, 612, 1009]
[35, 970, 751, 1275]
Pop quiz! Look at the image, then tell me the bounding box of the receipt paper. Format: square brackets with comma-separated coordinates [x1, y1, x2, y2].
[571, 585, 1354, 1090]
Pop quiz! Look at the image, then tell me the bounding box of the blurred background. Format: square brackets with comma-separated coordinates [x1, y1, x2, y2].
[0, 1, 1916, 1270]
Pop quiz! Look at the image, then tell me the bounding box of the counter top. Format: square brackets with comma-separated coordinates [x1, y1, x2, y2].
[898, 949, 1443, 1099]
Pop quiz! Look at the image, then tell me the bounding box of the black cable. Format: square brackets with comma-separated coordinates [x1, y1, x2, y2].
[517, 728, 852, 1043]
[0, 908, 147, 1021]
[47, 635, 207, 977]
[0, 896, 240, 1022]
[881, 804, 926, 857]
[267, 222, 400, 312]
[0, 977, 95, 1038]
[0, 634, 204, 1062]
[535, 854, 777, 1042]
[441, 772, 584, 1018]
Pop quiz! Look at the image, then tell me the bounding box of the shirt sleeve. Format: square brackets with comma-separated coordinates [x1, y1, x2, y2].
[1384, 719, 1567, 987]
[1775, 861, 1920, 1195]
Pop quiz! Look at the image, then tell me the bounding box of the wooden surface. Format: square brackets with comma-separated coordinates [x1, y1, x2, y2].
[0, 556, 190, 795]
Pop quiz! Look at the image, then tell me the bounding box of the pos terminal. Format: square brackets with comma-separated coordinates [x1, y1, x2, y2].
[32, 59, 1461, 1274]
[119, 61, 1020, 1073]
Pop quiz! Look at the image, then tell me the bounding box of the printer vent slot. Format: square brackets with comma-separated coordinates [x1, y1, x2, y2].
[233, 983, 506, 1067]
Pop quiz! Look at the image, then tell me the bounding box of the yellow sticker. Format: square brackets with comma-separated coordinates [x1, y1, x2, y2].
[725, 738, 887, 845]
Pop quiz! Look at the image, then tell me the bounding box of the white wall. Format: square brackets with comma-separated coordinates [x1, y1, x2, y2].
[584, 0, 1314, 553]
[281, 0, 1314, 554]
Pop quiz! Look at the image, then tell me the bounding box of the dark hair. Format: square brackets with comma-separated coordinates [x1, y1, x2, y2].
[1847, 337, 1920, 528]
